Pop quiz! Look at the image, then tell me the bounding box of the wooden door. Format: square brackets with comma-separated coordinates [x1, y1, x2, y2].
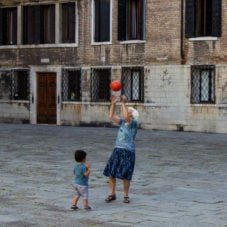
[37, 73, 56, 124]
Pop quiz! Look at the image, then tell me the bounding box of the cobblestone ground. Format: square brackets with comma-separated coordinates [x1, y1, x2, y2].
[0, 123, 227, 227]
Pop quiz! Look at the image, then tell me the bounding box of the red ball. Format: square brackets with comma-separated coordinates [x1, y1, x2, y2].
[110, 80, 122, 91]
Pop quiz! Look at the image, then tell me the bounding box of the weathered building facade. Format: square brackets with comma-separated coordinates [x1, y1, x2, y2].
[0, 0, 226, 133]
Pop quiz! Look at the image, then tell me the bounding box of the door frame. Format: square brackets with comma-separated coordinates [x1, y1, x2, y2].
[30, 66, 61, 125]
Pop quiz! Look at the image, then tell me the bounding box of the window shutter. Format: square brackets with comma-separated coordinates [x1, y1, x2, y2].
[118, 0, 126, 41]
[34, 6, 41, 44]
[12, 8, 17, 45]
[212, 0, 221, 37]
[0, 9, 3, 45]
[100, 0, 110, 41]
[61, 5, 67, 42]
[24, 6, 40, 44]
[94, 0, 100, 42]
[185, 0, 195, 38]
[140, 0, 145, 40]
[68, 3, 75, 43]
[49, 5, 55, 43]
[22, 7, 27, 44]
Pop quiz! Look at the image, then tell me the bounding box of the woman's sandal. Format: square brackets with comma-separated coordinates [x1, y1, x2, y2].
[123, 197, 130, 203]
[105, 194, 116, 203]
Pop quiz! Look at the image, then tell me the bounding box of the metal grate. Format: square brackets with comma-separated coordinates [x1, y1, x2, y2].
[191, 65, 215, 104]
[62, 68, 81, 101]
[91, 68, 111, 102]
[11, 70, 29, 100]
[121, 67, 144, 102]
[0, 71, 12, 100]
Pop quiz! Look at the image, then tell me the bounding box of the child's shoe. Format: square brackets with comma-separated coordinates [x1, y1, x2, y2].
[84, 206, 92, 211]
[71, 205, 79, 210]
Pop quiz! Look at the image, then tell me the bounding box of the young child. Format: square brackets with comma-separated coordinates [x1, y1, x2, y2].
[71, 150, 92, 210]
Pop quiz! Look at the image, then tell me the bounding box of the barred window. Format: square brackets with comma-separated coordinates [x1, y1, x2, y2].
[0, 70, 29, 100]
[191, 65, 215, 104]
[91, 68, 111, 102]
[0, 71, 11, 100]
[11, 70, 29, 100]
[62, 68, 81, 101]
[122, 67, 144, 102]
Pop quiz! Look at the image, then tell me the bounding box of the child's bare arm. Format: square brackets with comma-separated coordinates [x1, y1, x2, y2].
[84, 162, 91, 177]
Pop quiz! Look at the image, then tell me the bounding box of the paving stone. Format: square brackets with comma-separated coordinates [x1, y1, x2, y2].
[0, 123, 227, 227]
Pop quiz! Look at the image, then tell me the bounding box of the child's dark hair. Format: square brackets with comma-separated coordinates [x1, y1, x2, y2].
[75, 150, 87, 162]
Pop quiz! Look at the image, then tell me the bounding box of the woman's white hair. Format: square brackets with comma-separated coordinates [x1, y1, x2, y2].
[128, 107, 139, 120]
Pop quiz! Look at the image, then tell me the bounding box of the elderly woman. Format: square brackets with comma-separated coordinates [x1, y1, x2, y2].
[103, 94, 139, 203]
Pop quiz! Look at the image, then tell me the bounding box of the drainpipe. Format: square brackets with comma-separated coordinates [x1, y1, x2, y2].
[181, 0, 185, 64]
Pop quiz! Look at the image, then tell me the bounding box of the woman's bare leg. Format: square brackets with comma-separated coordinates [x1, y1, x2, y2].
[109, 177, 116, 195]
[123, 179, 130, 198]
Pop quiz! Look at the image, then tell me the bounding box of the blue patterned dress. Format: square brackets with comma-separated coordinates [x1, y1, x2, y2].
[103, 118, 138, 180]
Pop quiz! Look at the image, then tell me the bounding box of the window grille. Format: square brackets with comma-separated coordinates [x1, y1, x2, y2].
[62, 68, 81, 101]
[122, 67, 144, 102]
[191, 65, 215, 104]
[0, 70, 29, 100]
[0, 71, 12, 100]
[11, 70, 29, 100]
[91, 68, 111, 102]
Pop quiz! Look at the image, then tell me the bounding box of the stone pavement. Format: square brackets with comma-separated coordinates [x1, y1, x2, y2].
[0, 123, 227, 227]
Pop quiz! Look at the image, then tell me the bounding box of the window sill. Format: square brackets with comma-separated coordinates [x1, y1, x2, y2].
[0, 100, 29, 103]
[189, 37, 218, 41]
[190, 103, 216, 106]
[0, 43, 78, 49]
[120, 40, 146, 44]
[91, 41, 112, 45]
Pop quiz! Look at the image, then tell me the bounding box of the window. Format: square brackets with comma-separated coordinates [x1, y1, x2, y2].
[11, 70, 29, 100]
[0, 7, 17, 45]
[61, 3, 76, 43]
[91, 68, 111, 101]
[93, 0, 111, 42]
[118, 0, 145, 41]
[185, 0, 221, 38]
[121, 67, 144, 102]
[191, 65, 215, 104]
[0, 71, 11, 100]
[62, 68, 81, 101]
[23, 5, 55, 44]
[0, 70, 29, 100]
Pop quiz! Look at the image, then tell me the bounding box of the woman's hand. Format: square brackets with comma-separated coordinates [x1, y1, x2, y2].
[121, 95, 127, 103]
[110, 95, 118, 104]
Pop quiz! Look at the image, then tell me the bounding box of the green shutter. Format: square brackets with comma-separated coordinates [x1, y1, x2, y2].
[0, 9, 3, 45]
[140, 0, 145, 40]
[68, 3, 75, 43]
[12, 8, 17, 45]
[185, 0, 195, 38]
[94, 0, 100, 42]
[100, 0, 110, 42]
[118, 0, 126, 41]
[212, 0, 221, 37]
